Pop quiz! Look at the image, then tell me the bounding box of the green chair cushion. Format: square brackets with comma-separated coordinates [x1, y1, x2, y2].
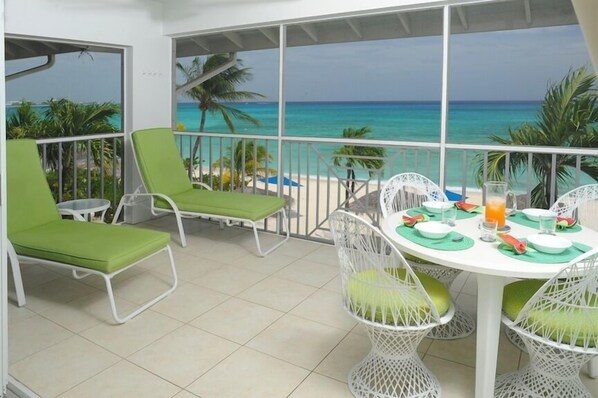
[347, 268, 451, 325]
[10, 220, 170, 274]
[503, 280, 598, 347]
[7, 140, 61, 234]
[132, 128, 193, 197]
[159, 188, 285, 221]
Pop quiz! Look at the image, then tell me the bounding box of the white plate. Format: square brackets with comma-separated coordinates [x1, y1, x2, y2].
[527, 234, 572, 254]
[521, 208, 557, 222]
[422, 201, 453, 214]
[414, 222, 451, 239]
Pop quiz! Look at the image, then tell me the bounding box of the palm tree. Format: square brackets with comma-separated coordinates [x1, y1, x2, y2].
[7, 101, 41, 138]
[213, 140, 275, 189]
[7, 99, 120, 199]
[332, 127, 386, 205]
[474, 67, 598, 208]
[176, 54, 266, 175]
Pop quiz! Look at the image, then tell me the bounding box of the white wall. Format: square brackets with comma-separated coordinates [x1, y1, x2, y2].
[5, 0, 173, 222]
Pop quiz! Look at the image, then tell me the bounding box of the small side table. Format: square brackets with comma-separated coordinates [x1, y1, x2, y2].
[57, 198, 111, 222]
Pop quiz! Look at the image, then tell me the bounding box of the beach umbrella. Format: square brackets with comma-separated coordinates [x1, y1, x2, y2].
[445, 189, 464, 201]
[258, 175, 302, 187]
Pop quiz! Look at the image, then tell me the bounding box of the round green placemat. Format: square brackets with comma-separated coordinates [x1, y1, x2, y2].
[406, 207, 477, 220]
[498, 239, 591, 263]
[395, 225, 474, 251]
[507, 212, 582, 233]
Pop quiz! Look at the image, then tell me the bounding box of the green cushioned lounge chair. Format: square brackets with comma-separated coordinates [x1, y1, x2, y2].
[113, 127, 289, 256]
[7, 139, 178, 324]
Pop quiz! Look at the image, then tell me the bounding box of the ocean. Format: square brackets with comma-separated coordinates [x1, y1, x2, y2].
[14, 100, 579, 189]
[176, 101, 541, 144]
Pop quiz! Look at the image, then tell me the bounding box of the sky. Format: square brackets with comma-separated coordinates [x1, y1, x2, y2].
[6, 24, 592, 104]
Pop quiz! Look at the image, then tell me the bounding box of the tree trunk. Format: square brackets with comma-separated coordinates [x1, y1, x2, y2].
[188, 109, 207, 177]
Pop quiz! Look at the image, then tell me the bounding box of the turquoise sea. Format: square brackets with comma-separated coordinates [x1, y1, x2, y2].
[176, 101, 541, 144]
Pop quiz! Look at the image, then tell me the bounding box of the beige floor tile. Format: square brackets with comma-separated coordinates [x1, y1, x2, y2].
[302, 244, 339, 267]
[449, 271, 470, 294]
[10, 335, 120, 398]
[278, 238, 321, 258]
[8, 263, 61, 290]
[22, 276, 103, 313]
[191, 265, 266, 295]
[461, 273, 478, 296]
[129, 325, 239, 388]
[58, 360, 180, 398]
[274, 259, 338, 288]
[427, 333, 476, 367]
[150, 282, 230, 323]
[187, 347, 309, 398]
[35, 292, 137, 333]
[225, 251, 297, 275]
[112, 271, 176, 305]
[7, 302, 36, 324]
[289, 373, 351, 397]
[8, 314, 73, 364]
[191, 297, 283, 344]
[423, 355, 475, 397]
[580, 369, 598, 395]
[238, 276, 317, 312]
[247, 314, 348, 370]
[81, 310, 182, 356]
[173, 391, 200, 398]
[290, 289, 356, 331]
[455, 292, 477, 318]
[426, 330, 521, 374]
[322, 275, 342, 293]
[153, 251, 227, 281]
[316, 332, 371, 382]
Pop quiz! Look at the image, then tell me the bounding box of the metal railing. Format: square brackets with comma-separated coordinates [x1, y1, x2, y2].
[34, 133, 125, 219]
[174, 131, 598, 242]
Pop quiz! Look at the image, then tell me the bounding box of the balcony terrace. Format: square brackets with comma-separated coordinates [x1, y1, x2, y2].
[7, 215, 596, 398]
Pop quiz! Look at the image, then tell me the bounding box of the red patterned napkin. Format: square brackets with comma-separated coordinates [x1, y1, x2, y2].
[401, 214, 429, 227]
[455, 201, 482, 213]
[497, 234, 530, 254]
[556, 217, 577, 230]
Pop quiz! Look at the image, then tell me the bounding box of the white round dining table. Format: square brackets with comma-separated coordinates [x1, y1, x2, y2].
[380, 210, 598, 398]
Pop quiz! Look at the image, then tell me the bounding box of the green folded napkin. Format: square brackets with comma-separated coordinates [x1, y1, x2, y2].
[395, 225, 474, 251]
[508, 212, 582, 233]
[498, 239, 591, 264]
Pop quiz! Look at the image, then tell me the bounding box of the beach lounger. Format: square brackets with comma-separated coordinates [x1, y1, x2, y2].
[113, 127, 289, 256]
[7, 139, 177, 323]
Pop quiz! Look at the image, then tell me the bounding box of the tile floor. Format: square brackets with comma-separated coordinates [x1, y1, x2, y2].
[6, 216, 598, 397]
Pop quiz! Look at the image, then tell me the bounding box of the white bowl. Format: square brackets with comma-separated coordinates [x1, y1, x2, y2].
[414, 222, 451, 239]
[422, 201, 453, 214]
[527, 234, 572, 254]
[522, 208, 557, 222]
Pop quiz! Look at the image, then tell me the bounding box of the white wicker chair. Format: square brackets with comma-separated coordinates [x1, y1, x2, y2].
[379, 172, 475, 339]
[497, 248, 598, 398]
[508, 184, 598, 371]
[550, 184, 598, 230]
[329, 210, 454, 398]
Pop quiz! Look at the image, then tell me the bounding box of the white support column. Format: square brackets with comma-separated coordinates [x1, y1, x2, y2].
[0, 0, 7, 394]
[438, 5, 451, 190]
[572, 0, 598, 73]
[277, 25, 286, 191]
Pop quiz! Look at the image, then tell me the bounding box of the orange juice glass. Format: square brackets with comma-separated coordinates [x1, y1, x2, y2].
[485, 199, 506, 227]
[484, 181, 508, 228]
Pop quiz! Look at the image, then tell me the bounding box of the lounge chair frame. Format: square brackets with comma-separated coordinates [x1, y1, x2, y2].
[118, 129, 290, 256]
[9, 239, 178, 324]
[113, 186, 289, 256]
